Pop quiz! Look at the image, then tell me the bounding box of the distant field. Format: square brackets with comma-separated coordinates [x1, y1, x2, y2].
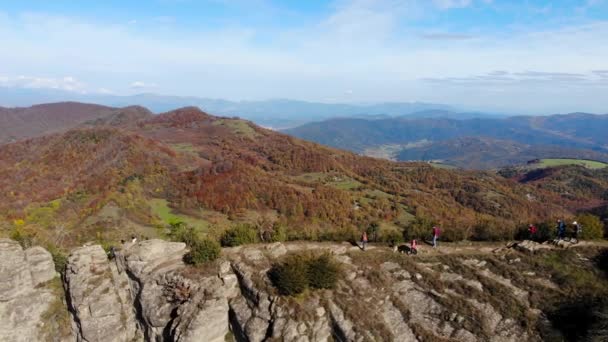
[532, 158, 608, 169]
[148, 198, 211, 231]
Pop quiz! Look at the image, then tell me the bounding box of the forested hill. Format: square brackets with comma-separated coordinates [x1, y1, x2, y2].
[0, 105, 587, 248]
[283, 113, 608, 169]
[0, 102, 153, 144]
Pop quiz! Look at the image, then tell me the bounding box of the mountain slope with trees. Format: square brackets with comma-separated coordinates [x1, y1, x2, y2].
[1, 105, 596, 249]
[284, 113, 608, 169]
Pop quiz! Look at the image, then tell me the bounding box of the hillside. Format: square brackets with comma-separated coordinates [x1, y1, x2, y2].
[0, 106, 585, 250]
[498, 165, 608, 210]
[0, 102, 120, 144]
[396, 137, 608, 169]
[284, 114, 608, 169]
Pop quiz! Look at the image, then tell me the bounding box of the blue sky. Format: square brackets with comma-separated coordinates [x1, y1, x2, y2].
[1, 0, 608, 113]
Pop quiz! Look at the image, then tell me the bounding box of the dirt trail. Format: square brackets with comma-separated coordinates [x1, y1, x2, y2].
[383, 239, 608, 257]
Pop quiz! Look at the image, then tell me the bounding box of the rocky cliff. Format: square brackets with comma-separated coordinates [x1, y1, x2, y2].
[1, 238, 605, 341]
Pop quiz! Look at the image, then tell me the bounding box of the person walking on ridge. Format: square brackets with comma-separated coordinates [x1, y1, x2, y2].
[556, 220, 566, 240]
[528, 224, 537, 241]
[572, 221, 582, 241]
[410, 239, 418, 255]
[432, 226, 440, 248]
[361, 231, 368, 251]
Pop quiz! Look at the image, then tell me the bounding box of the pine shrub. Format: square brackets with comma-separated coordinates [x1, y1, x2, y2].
[269, 253, 341, 296]
[184, 238, 221, 265]
[307, 253, 340, 290]
[269, 254, 310, 295]
[221, 224, 258, 247]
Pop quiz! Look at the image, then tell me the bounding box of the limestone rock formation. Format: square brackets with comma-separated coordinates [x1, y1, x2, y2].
[1, 238, 594, 341]
[65, 244, 139, 342]
[0, 239, 64, 342]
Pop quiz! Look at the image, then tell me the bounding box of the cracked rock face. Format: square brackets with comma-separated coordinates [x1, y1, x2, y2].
[1, 239, 586, 341]
[0, 239, 63, 342]
[65, 244, 139, 342]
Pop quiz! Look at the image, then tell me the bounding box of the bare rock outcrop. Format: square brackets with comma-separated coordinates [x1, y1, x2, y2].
[1, 239, 576, 341]
[0, 239, 64, 342]
[65, 244, 139, 342]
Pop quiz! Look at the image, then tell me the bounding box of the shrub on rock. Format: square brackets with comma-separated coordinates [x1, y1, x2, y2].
[269, 252, 341, 296]
[575, 213, 604, 240]
[307, 253, 340, 290]
[269, 254, 310, 296]
[221, 224, 258, 247]
[184, 238, 221, 265]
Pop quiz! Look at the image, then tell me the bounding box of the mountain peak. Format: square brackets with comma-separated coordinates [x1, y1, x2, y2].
[150, 106, 214, 127]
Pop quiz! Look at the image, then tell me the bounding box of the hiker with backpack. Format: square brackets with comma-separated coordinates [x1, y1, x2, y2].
[432, 226, 440, 248]
[361, 231, 368, 251]
[556, 220, 566, 240]
[410, 239, 418, 255]
[572, 221, 582, 241]
[528, 224, 538, 240]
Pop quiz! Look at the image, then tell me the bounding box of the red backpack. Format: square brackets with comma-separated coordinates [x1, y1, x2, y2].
[433, 227, 441, 237]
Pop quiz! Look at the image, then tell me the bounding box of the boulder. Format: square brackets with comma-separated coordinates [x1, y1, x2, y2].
[65, 244, 139, 342]
[0, 239, 67, 342]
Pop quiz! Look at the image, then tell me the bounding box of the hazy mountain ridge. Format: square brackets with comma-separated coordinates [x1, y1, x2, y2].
[284, 113, 608, 169]
[0, 88, 491, 129]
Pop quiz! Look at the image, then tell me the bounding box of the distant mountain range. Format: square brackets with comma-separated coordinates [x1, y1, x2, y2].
[284, 113, 608, 169]
[0, 87, 503, 129]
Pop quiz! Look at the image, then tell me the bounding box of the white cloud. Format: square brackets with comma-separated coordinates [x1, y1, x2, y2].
[130, 81, 158, 89]
[0, 4, 606, 113]
[0, 75, 86, 92]
[97, 87, 114, 94]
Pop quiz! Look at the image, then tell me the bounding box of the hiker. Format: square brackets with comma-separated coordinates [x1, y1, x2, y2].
[528, 224, 538, 240]
[361, 231, 368, 251]
[432, 226, 440, 248]
[556, 220, 566, 240]
[107, 246, 116, 260]
[410, 239, 418, 255]
[572, 221, 582, 240]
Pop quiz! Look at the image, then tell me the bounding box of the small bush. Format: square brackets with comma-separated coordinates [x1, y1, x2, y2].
[366, 222, 380, 242]
[403, 216, 434, 241]
[184, 238, 221, 265]
[269, 223, 287, 243]
[381, 229, 404, 246]
[471, 219, 517, 241]
[269, 253, 341, 296]
[10, 226, 34, 248]
[47, 245, 68, 274]
[308, 254, 340, 289]
[170, 222, 198, 246]
[221, 224, 258, 247]
[268, 254, 310, 296]
[576, 213, 604, 240]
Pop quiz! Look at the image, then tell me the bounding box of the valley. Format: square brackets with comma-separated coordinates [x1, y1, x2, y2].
[0, 103, 607, 342]
[285, 114, 608, 170]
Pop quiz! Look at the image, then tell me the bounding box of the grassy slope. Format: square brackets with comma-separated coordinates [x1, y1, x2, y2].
[534, 158, 608, 169]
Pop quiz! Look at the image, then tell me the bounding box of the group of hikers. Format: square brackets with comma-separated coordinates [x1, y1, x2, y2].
[360, 219, 583, 254]
[527, 219, 583, 242]
[361, 225, 441, 254]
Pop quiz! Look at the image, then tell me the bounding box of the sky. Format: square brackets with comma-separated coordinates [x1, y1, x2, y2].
[1, 0, 608, 114]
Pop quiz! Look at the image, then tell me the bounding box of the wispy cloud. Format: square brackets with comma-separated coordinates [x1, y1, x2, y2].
[130, 81, 158, 89]
[0, 1, 606, 113]
[0, 75, 86, 92]
[422, 70, 608, 85]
